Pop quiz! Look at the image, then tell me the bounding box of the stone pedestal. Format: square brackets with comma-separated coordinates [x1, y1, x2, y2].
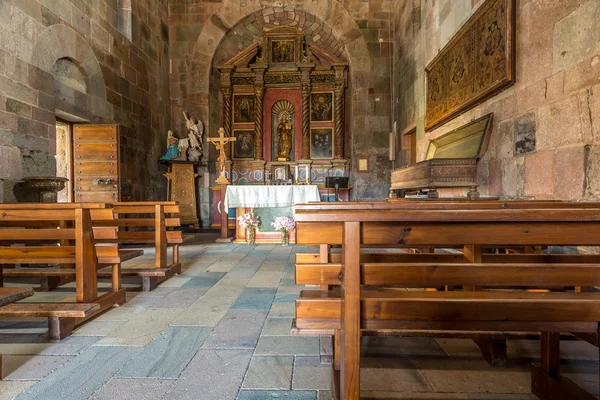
[18, 177, 69, 203]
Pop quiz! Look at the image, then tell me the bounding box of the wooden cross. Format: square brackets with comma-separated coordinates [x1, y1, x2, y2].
[208, 128, 236, 184]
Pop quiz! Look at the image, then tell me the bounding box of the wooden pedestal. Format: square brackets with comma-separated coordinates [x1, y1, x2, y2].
[163, 161, 199, 228]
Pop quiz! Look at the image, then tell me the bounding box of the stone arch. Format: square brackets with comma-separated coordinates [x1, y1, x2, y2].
[31, 24, 106, 100]
[182, 2, 370, 135]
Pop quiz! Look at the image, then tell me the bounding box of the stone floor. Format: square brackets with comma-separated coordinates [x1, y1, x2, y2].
[0, 236, 598, 400]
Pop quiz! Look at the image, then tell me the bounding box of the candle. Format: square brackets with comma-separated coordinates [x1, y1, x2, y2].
[305, 165, 309, 184]
[295, 165, 299, 182]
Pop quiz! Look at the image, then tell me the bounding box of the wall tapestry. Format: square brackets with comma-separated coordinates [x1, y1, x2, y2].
[425, 0, 515, 131]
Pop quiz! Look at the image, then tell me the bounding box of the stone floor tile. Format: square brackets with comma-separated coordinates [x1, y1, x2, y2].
[255, 336, 320, 356]
[292, 356, 332, 390]
[181, 272, 227, 287]
[227, 265, 261, 279]
[0, 335, 100, 356]
[2, 355, 73, 380]
[0, 381, 36, 400]
[89, 378, 175, 400]
[95, 309, 182, 347]
[151, 287, 209, 308]
[320, 336, 333, 356]
[72, 320, 122, 337]
[117, 326, 211, 378]
[361, 337, 447, 358]
[15, 346, 140, 400]
[562, 360, 600, 396]
[130, 287, 176, 297]
[415, 358, 531, 393]
[361, 357, 433, 392]
[122, 295, 162, 307]
[242, 356, 293, 389]
[247, 272, 284, 288]
[273, 293, 299, 303]
[231, 287, 277, 310]
[166, 349, 253, 400]
[436, 338, 483, 358]
[237, 390, 317, 400]
[268, 302, 296, 317]
[203, 310, 267, 349]
[507, 339, 600, 362]
[318, 390, 333, 400]
[203, 278, 249, 298]
[261, 317, 293, 336]
[171, 296, 236, 326]
[94, 305, 146, 321]
[155, 275, 193, 287]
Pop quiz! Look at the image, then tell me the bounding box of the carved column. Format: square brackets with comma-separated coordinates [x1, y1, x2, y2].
[301, 84, 311, 160]
[253, 83, 264, 160]
[334, 84, 345, 159]
[221, 85, 232, 158]
[333, 65, 347, 160]
[300, 65, 313, 160]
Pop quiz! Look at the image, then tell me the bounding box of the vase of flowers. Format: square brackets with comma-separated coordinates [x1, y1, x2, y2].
[238, 213, 260, 245]
[272, 216, 295, 246]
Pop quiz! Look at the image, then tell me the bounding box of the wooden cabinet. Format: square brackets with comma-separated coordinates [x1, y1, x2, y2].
[73, 125, 120, 203]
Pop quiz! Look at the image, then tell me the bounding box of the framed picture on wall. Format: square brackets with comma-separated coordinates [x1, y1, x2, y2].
[310, 128, 334, 159]
[310, 92, 334, 122]
[232, 129, 255, 160]
[233, 94, 255, 123]
[270, 39, 296, 64]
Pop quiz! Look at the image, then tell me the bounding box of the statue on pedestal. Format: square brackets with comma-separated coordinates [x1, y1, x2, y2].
[178, 111, 204, 162]
[277, 113, 293, 161]
[160, 131, 181, 160]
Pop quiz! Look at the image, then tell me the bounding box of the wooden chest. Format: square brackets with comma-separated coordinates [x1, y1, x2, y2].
[391, 114, 493, 198]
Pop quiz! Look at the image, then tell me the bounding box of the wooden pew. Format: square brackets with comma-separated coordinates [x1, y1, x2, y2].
[93, 202, 189, 291]
[0, 203, 143, 292]
[0, 284, 34, 380]
[0, 204, 122, 340]
[294, 202, 600, 400]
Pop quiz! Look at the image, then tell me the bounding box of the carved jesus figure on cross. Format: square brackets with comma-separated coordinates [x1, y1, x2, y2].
[208, 128, 236, 184]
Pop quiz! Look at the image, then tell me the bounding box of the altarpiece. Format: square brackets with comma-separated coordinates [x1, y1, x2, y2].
[211, 27, 350, 240]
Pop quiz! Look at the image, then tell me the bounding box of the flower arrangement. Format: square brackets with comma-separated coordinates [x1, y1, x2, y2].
[271, 216, 296, 232]
[238, 213, 260, 229]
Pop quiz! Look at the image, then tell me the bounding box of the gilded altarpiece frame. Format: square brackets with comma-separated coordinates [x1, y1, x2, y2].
[425, 0, 516, 131]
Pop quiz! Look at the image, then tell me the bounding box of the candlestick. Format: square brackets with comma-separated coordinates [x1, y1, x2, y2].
[294, 165, 299, 185]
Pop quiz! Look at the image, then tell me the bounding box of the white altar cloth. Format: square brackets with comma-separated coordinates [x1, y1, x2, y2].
[224, 185, 321, 210]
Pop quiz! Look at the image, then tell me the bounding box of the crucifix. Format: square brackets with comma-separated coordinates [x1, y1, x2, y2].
[208, 127, 236, 185]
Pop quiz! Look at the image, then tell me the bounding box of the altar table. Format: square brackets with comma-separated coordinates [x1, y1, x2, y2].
[225, 185, 321, 244]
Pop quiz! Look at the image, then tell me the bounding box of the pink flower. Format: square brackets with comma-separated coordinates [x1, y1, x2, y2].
[271, 216, 296, 232]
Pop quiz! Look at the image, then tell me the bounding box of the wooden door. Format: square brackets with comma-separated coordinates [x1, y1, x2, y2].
[73, 125, 120, 203]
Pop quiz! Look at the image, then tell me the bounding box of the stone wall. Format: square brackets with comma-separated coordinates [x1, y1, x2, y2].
[393, 0, 600, 200]
[169, 0, 396, 201]
[0, 0, 170, 202]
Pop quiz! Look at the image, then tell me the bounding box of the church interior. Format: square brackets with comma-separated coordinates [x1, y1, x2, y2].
[0, 0, 599, 399]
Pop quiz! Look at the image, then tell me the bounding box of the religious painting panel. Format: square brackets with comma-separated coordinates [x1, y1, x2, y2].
[233, 94, 255, 123]
[310, 92, 334, 122]
[232, 129, 255, 160]
[425, 0, 515, 131]
[310, 128, 334, 160]
[270, 40, 296, 64]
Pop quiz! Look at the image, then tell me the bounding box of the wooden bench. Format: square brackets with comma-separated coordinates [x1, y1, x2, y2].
[294, 202, 600, 400]
[0, 284, 34, 380]
[0, 203, 143, 292]
[93, 202, 190, 291]
[0, 204, 124, 340]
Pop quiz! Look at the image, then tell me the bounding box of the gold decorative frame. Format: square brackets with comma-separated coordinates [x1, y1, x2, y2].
[231, 129, 255, 160]
[425, 0, 516, 131]
[310, 92, 334, 123]
[232, 94, 255, 124]
[310, 127, 334, 160]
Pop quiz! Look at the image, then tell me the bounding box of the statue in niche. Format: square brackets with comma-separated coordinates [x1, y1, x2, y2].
[161, 131, 181, 160]
[178, 111, 204, 162]
[277, 113, 293, 161]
